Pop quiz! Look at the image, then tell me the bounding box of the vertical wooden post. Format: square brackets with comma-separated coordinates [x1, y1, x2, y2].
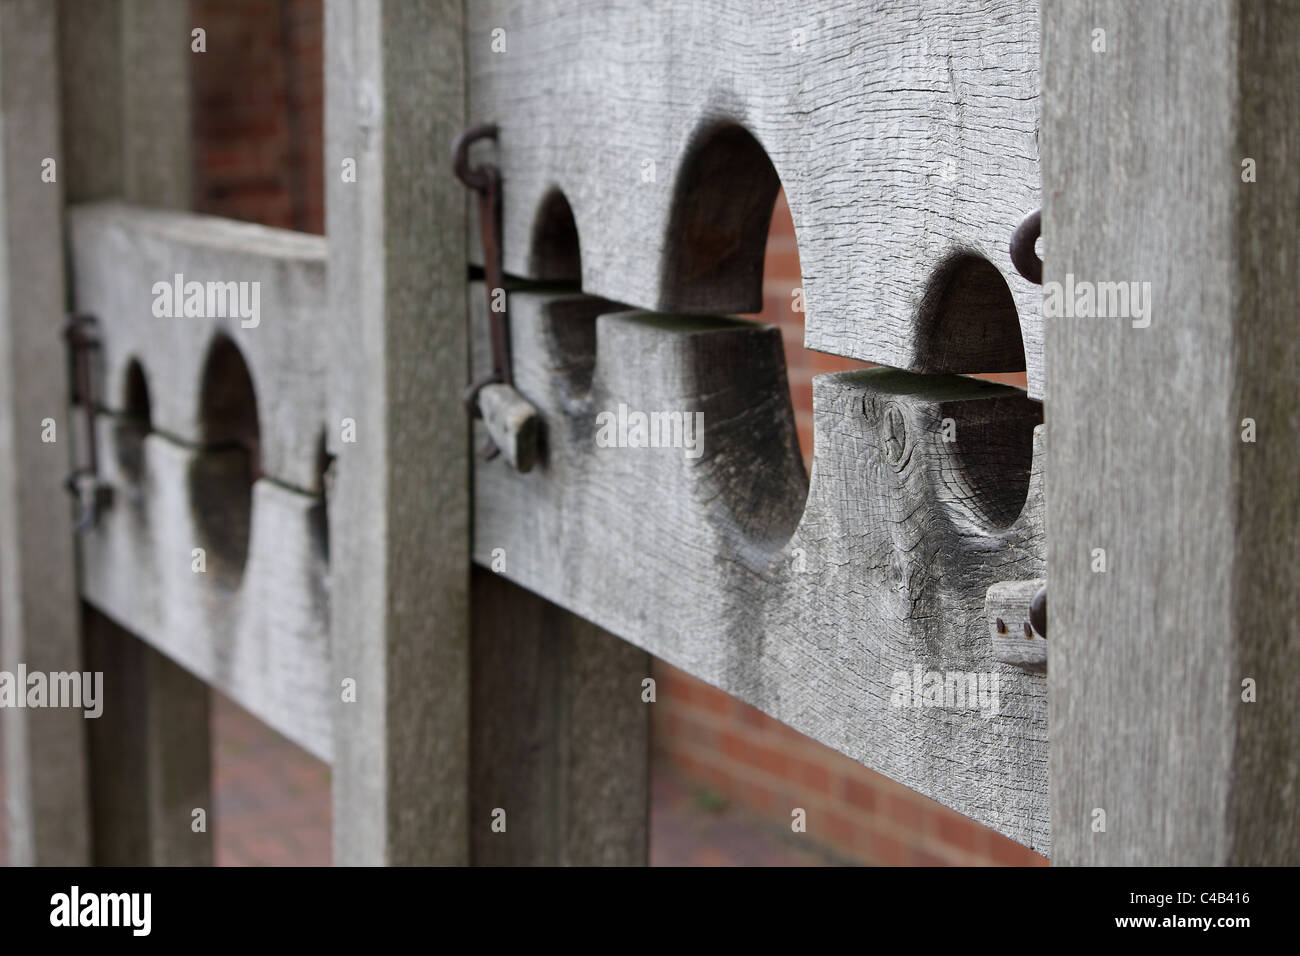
[0, 0, 92, 866]
[325, 0, 470, 864]
[60, 0, 212, 865]
[83, 610, 212, 864]
[471, 569, 650, 866]
[1045, 0, 1300, 863]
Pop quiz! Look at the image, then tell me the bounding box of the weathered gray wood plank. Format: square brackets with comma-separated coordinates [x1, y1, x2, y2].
[0, 0, 92, 866]
[471, 288, 1050, 851]
[68, 201, 331, 492]
[79, 422, 332, 760]
[1045, 0, 1300, 864]
[468, 0, 1044, 396]
[325, 0, 470, 865]
[471, 568, 650, 866]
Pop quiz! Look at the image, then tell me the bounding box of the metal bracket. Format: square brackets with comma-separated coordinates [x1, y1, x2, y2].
[452, 123, 540, 472]
[63, 312, 112, 533]
[986, 579, 1047, 673]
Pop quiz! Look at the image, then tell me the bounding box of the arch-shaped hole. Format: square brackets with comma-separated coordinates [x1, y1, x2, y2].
[749, 194, 1038, 533]
[115, 358, 152, 486]
[660, 122, 781, 313]
[914, 253, 1035, 528]
[190, 334, 259, 585]
[527, 188, 599, 404]
[528, 188, 582, 283]
[747, 191, 873, 473]
[939, 393, 1042, 531]
[915, 253, 1026, 377]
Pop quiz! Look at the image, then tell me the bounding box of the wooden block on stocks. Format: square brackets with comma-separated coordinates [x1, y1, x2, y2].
[67, 201, 330, 492]
[79, 418, 331, 760]
[479, 382, 541, 472]
[471, 288, 1051, 853]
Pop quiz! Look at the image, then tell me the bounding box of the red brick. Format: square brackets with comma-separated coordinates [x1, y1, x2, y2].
[987, 834, 1049, 867]
[697, 685, 734, 718]
[841, 776, 879, 813]
[718, 729, 749, 763]
[909, 846, 952, 867]
[744, 740, 789, 778]
[790, 758, 832, 796]
[935, 810, 981, 854]
[885, 793, 929, 831]
[865, 828, 910, 866]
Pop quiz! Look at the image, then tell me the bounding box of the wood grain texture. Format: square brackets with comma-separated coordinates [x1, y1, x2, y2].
[1045, 0, 1300, 864]
[68, 201, 330, 492]
[467, 0, 1045, 396]
[0, 0, 92, 866]
[325, 0, 470, 865]
[472, 288, 1050, 851]
[79, 421, 332, 760]
[986, 579, 1046, 672]
[471, 568, 650, 866]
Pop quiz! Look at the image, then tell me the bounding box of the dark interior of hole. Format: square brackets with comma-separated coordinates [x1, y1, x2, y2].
[915, 255, 1026, 374]
[310, 430, 330, 563]
[198, 334, 261, 475]
[528, 189, 582, 284]
[660, 123, 781, 313]
[115, 360, 152, 485]
[191, 335, 259, 584]
[940, 393, 1042, 530]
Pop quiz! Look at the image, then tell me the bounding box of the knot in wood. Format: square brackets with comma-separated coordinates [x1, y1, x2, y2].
[881, 403, 908, 467]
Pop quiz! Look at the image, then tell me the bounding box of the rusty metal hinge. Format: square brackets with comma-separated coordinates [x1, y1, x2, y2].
[63, 312, 112, 533]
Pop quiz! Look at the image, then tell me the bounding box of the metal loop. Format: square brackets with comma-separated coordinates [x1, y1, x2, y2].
[452, 123, 499, 193]
[1010, 208, 1042, 285]
[463, 371, 503, 417]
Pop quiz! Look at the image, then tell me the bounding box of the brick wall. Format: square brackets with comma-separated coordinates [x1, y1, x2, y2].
[189, 0, 1045, 866]
[192, 0, 323, 234]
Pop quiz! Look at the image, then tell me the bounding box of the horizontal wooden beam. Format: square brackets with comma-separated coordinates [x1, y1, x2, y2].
[468, 0, 1044, 396]
[80, 420, 331, 760]
[471, 288, 1050, 851]
[67, 201, 329, 491]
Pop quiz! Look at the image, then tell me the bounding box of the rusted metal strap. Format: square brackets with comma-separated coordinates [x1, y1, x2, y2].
[453, 123, 539, 471]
